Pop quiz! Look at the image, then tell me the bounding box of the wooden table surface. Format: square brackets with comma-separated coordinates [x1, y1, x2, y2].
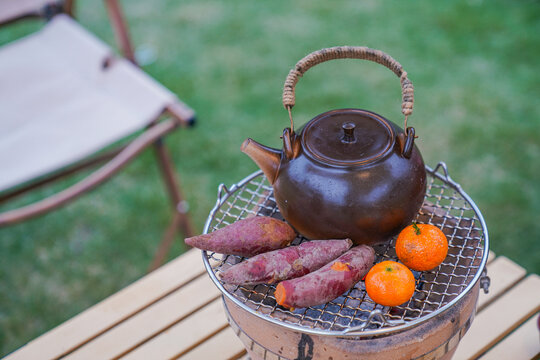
[4, 249, 539, 360]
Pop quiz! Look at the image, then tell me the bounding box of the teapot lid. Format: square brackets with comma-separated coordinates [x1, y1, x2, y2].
[301, 109, 395, 167]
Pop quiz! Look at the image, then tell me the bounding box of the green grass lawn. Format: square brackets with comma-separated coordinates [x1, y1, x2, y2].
[1, 0, 539, 356]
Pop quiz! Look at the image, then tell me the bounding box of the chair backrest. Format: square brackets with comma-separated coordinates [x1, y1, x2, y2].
[0, 0, 134, 62]
[0, 0, 68, 25]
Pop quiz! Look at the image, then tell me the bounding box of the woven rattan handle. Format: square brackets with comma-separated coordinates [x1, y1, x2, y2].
[282, 46, 414, 130]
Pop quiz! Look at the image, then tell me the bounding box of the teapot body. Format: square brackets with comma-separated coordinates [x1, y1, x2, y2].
[241, 47, 426, 244]
[273, 109, 426, 245]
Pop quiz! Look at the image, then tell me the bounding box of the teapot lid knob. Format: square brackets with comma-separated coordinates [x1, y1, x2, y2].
[341, 122, 357, 144]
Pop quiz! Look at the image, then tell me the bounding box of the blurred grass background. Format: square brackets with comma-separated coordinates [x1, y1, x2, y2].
[1, 0, 539, 356]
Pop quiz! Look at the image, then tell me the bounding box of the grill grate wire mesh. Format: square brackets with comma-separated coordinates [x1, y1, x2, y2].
[202, 163, 488, 336]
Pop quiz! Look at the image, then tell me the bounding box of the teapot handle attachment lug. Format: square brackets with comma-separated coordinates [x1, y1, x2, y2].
[399, 127, 416, 159]
[282, 127, 301, 160]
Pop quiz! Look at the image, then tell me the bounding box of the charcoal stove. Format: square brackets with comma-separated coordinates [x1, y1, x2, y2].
[201, 162, 489, 360]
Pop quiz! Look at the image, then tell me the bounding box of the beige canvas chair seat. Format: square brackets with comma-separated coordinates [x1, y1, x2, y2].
[0, 14, 181, 192]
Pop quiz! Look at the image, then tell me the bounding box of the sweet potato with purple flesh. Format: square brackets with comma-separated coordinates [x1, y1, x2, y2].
[185, 216, 296, 257]
[275, 245, 375, 309]
[220, 239, 353, 285]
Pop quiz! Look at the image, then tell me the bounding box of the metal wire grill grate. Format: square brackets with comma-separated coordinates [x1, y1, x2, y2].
[202, 163, 488, 336]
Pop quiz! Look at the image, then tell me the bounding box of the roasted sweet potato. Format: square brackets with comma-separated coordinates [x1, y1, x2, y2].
[185, 216, 296, 257]
[275, 245, 375, 309]
[220, 239, 353, 285]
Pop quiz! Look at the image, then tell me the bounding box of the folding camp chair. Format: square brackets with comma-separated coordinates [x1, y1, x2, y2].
[0, 0, 195, 270]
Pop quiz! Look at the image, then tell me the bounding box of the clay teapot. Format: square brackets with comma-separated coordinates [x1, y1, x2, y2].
[242, 46, 426, 245]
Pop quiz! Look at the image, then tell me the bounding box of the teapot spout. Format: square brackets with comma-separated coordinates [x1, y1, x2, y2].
[241, 138, 281, 185]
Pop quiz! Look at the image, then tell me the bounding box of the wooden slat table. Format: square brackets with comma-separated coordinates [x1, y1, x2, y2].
[454, 252, 540, 360]
[4, 249, 539, 360]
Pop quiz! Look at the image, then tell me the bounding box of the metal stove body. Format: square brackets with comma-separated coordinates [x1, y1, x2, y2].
[202, 162, 490, 360]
